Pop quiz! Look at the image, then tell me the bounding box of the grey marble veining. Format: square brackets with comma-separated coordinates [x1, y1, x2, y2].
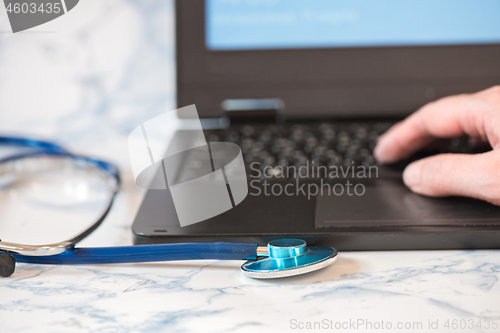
[0, 1, 500, 332]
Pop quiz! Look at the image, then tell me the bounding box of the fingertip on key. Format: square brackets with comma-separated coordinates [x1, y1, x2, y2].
[373, 137, 395, 164]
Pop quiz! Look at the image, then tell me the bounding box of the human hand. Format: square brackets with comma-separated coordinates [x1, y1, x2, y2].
[374, 86, 500, 205]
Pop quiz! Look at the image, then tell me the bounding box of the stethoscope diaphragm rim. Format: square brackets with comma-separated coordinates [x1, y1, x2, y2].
[240, 245, 339, 279]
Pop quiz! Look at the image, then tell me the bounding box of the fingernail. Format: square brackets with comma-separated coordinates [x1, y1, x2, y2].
[403, 161, 423, 188]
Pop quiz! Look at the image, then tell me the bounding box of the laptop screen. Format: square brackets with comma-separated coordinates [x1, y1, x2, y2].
[206, 0, 500, 51]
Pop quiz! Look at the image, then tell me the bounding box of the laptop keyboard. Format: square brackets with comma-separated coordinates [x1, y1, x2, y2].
[203, 121, 483, 179]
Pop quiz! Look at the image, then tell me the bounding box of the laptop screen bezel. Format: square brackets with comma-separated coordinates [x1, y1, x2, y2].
[176, 0, 500, 119]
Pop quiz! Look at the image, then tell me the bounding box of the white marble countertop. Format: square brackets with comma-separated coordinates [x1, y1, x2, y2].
[2, 182, 500, 333]
[1, 1, 500, 332]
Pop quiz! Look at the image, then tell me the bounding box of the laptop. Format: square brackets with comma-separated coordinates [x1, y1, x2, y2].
[132, 0, 500, 250]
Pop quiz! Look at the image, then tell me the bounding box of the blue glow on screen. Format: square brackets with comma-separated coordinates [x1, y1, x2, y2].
[206, 0, 500, 50]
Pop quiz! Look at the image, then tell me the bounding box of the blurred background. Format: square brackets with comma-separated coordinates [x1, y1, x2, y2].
[0, 0, 176, 169]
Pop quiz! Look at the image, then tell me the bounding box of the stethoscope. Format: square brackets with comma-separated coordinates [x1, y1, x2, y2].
[0, 136, 338, 279]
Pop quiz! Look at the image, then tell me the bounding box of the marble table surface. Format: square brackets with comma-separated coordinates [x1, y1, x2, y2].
[1, 1, 500, 332]
[2, 183, 500, 333]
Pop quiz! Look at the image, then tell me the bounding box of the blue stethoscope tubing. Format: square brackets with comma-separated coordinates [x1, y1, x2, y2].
[0, 136, 338, 278]
[12, 242, 260, 264]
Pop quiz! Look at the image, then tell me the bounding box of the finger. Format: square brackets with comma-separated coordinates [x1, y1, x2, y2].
[403, 151, 500, 205]
[374, 86, 500, 163]
[375, 94, 476, 163]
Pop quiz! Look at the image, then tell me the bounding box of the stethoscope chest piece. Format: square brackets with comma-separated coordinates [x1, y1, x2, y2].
[241, 239, 338, 279]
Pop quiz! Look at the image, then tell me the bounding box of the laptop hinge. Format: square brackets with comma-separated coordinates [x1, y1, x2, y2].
[221, 98, 284, 123]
